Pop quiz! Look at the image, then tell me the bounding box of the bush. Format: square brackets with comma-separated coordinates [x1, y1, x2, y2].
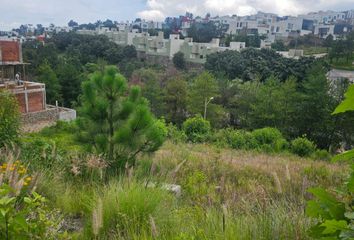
[0, 154, 63, 239]
[167, 123, 187, 143]
[225, 130, 244, 149]
[0, 90, 20, 147]
[312, 149, 331, 161]
[182, 116, 211, 143]
[291, 137, 316, 157]
[251, 128, 287, 152]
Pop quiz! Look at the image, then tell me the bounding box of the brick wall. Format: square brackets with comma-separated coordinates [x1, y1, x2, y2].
[14, 90, 44, 113]
[27, 91, 44, 112]
[0, 41, 20, 62]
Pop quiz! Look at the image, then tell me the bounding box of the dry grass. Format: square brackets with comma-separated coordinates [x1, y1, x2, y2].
[149, 141, 348, 212]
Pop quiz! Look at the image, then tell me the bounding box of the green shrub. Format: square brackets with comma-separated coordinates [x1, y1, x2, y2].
[225, 129, 247, 149]
[20, 136, 66, 171]
[291, 137, 316, 157]
[167, 123, 187, 143]
[211, 127, 289, 153]
[312, 149, 331, 161]
[211, 128, 246, 149]
[251, 128, 283, 145]
[182, 116, 211, 143]
[0, 186, 62, 239]
[306, 166, 354, 239]
[0, 90, 20, 147]
[251, 128, 287, 152]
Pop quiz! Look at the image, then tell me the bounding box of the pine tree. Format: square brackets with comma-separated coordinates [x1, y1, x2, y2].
[37, 60, 62, 104]
[77, 66, 166, 172]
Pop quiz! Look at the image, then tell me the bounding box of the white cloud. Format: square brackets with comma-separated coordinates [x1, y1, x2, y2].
[138, 10, 165, 21]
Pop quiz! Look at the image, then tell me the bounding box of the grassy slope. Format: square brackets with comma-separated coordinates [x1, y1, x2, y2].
[30, 136, 348, 239]
[19, 123, 348, 239]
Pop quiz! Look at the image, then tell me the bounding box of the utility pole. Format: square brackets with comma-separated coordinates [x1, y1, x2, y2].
[204, 97, 214, 120]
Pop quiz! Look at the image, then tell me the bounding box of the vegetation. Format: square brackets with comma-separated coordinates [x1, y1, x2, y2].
[306, 80, 354, 239]
[23, 32, 142, 107]
[172, 51, 186, 70]
[0, 91, 20, 147]
[4, 30, 353, 239]
[77, 66, 166, 171]
[182, 115, 211, 143]
[205, 48, 319, 81]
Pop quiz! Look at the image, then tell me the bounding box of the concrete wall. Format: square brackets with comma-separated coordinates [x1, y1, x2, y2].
[21, 107, 59, 124]
[21, 106, 77, 125]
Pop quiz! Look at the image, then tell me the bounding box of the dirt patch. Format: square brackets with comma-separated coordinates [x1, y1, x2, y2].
[21, 120, 57, 133]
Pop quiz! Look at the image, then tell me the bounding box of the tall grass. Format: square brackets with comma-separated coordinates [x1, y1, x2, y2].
[12, 137, 348, 239]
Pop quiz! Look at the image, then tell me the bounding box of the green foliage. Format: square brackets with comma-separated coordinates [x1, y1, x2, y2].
[166, 123, 187, 143]
[183, 171, 208, 202]
[56, 56, 83, 107]
[225, 32, 262, 48]
[299, 64, 339, 149]
[271, 40, 288, 51]
[23, 32, 140, 107]
[37, 60, 62, 104]
[78, 66, 167, 171]
[306, 167, 354, 239]
[251, 127, 288, 152]
[83, 181, 173, 239]
[333, 85, 354, 114]
[187, 22, 223, 43]
[291, 137, 316, 157]
[312, 149, 332, 161]
[0, 91, 20, 147]
[172, 51, 186, 70]
[188, 71, 222, 125]
[132, 68, 166, 117]
[165, 77, 188, 126]
[332, 81, 354, 162]
[183, 116, 211, 143]
[332, 150, 354, 162]
[205, 48, 318, 81]
[0, 158, 63, 240]
[0, 187, 58, 240]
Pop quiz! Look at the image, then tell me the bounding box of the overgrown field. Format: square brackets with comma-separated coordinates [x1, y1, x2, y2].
[2, 126, 347, 239]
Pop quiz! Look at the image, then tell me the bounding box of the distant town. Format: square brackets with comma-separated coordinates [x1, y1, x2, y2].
[1, 10, 354, 64]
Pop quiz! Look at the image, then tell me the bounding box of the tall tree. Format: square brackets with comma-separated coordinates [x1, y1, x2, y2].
[131, 69, 165, 117]
[173, 52, 186, 70]
[165, 77, 188, 125]
[188, 72, 220, 121]
[298, 64, 337, 149]
[56, 57, 83, 107]
[77, 66, 166, 171]
[37, 60, 62, 104]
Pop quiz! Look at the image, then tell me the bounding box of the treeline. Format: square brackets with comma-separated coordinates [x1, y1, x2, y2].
[22, 32, 354, 151]
[134, 64, 353, 150]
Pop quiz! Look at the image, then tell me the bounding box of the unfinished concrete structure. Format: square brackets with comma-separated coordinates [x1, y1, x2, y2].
[0, 39, 76, 130]
[0, 40, 46, 113]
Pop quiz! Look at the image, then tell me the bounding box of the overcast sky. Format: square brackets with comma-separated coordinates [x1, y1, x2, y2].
[0, 0, 353, 30]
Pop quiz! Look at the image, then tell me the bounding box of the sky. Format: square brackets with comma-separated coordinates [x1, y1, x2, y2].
[0, 0, 353, 30]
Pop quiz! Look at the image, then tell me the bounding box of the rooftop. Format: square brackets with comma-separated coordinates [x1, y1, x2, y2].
[0, 80, 45, 94]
